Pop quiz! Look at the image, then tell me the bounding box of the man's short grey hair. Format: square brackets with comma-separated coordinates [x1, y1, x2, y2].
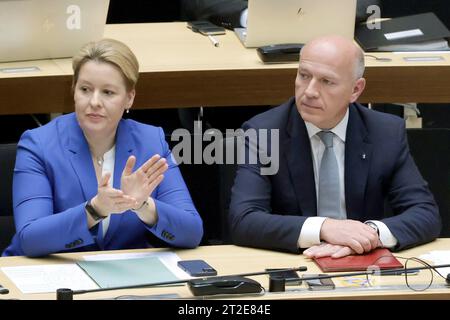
[298, 45, 365, 80]
[354, 48, 365, 79]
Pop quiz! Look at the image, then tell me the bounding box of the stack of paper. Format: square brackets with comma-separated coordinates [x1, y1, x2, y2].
[419, 250, 450, 276]
[377, 39, 449, 52]
[1, 251, 188, 294]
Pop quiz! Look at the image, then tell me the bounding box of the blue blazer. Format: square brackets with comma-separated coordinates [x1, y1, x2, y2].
[229, 98, 441, 253]
[3, 113, 203, 257]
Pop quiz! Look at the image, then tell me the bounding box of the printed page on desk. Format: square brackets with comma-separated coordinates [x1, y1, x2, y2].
[1, 264, 99, 294]
[77, 257, 179, 288]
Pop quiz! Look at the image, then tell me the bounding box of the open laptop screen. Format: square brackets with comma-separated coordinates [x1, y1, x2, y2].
[236, 0, 357, 47]
[0, 0, 110, 62]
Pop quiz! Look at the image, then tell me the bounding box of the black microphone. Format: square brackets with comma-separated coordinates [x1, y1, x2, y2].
[56, 266, 308, 300]
[56, 288, 74, 300]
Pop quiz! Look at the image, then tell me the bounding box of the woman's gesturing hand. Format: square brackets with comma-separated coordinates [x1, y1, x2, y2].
[120, 154, 168, 208]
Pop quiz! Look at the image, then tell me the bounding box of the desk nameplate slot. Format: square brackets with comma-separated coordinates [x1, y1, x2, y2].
[0, 66, 41, 73]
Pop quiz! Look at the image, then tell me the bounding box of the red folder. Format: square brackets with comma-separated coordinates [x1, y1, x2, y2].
[313, 248, 403, 272]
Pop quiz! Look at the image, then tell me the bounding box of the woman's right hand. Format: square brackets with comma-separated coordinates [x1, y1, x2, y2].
[90, 172, 137, 217]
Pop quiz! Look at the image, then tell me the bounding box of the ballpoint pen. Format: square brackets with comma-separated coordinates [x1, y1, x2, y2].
[207, 35, 219, 47]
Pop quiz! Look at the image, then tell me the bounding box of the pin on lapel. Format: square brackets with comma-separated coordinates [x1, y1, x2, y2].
[361, 153, 367, 160]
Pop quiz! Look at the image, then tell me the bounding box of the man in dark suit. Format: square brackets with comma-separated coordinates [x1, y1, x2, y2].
[180, 0, 381, 29]
[229, 36, 441, 257]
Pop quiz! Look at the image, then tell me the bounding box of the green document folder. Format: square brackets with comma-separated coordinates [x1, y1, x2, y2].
[77, 257, 179, 288]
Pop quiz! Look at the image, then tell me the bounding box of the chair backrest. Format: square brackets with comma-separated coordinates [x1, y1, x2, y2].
[0, 143, 17, 252]
[407, 129, 450, 237]
[217, 136, 240, 244]
[166, 132, 223, 245]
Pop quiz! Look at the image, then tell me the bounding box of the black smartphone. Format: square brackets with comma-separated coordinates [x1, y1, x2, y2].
[177, 259, 218, 277]
[305, 274, 335, 291]
[266, 268, 302, 285]
[198, 27, 226, 36]
[187, 20, 211, 29]
[187, 20, 226, 35]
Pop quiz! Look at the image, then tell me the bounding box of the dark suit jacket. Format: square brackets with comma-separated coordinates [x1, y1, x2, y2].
[229, 98, 441, 253]
[3, 113, 203, 257]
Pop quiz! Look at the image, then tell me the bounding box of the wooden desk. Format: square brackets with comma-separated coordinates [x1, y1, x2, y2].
[0, 239, 449, 300]
[1, 22, 450, 115]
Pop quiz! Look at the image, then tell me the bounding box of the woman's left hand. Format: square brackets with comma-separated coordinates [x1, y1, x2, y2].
[120, 154, 168, 208]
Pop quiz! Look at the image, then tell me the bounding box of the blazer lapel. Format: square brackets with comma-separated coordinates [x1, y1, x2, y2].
[103, 119, 135, 244]
[66, 115, 106, 247]
[66, 115, 98, 203]
[345, 104, 372, 220]
[284, 105, 317, 216]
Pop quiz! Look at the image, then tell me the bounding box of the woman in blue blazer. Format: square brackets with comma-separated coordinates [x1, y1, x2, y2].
[3, 39, 203, 257]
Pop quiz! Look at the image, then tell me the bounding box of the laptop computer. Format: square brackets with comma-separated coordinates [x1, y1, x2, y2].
[235, 0, 357, 48]
[355, 12, 450, 52]
[0, 0, 110, 62]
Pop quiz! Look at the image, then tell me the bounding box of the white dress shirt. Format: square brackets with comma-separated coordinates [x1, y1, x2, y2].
[297, 109, 398, 249]
[100, 146, 115, 238]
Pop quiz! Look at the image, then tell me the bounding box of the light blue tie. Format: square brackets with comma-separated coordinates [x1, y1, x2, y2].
[317, 131, 342, 219]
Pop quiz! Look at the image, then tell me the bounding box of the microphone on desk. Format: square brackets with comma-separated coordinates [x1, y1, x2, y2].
[56, 266, 308, 300]
[57, 288, 74, 300]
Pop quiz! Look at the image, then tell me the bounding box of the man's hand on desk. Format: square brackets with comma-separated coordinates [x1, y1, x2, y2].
[319, 218, 381, 255]
[304, 243, 357, 258]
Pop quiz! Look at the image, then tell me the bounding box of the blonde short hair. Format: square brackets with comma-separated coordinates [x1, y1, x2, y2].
[72, 38, 139, 91]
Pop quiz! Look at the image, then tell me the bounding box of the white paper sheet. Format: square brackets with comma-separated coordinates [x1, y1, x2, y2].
[1, 264, 99, 294]
[420, 250, 450, 276]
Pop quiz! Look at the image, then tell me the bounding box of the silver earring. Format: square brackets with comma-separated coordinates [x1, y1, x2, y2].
[126, 109, 130, 114]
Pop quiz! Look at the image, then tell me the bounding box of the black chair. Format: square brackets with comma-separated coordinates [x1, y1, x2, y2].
[166, 132, 223, 245]
[169, 134, 239, 245]
[216, 136, 243, 244]
[407, 129, 450, 237]
[0, 143, 17, 253]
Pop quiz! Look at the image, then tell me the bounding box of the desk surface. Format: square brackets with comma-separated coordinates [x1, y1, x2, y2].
[1, 22, 450, 115]
[0, 239, 449, 300]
